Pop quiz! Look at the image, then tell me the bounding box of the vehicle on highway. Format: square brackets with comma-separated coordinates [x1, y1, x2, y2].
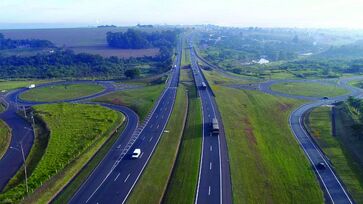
[200, 82, 207, 90]
[131, 148, 141, 159]
[322, 96, 329, 100]
[316, 162, 326, 170]
[212, 117, 219, 135]
[28, 84, 36, 89]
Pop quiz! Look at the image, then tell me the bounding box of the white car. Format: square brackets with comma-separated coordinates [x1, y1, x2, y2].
[131, 148, 141, 159]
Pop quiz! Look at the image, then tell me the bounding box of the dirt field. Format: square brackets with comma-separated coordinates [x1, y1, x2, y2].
[0, 27, 159, 58]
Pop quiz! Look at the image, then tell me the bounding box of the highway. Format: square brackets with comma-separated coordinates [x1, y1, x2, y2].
[69, 42, 181, 203]
[189, 44, 232, 204]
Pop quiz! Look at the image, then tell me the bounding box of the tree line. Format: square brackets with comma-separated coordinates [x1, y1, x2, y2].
[106, 29, 178, 49]
[0, 33, 54, 50]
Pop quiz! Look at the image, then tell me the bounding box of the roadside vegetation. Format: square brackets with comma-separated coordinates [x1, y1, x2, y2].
[20, 83, 105, 102]
[200, 66, 323, 203]
[127, 83, 187, 204]
[349, 80, 363, 89]
[0, 80, 56, 91]
[271, 82, 348, 97]
[163, 68, 202, 203]
[0, 103, 123, 203]
[0, 120, 10, 160]
[93, 84, 164, 121]
[306, 105, 363, 203]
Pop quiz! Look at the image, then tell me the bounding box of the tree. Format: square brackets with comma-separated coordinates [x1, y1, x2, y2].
[124, 69, 140, 79]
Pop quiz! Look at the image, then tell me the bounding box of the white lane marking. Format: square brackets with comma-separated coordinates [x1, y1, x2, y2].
[208, 186, 211, 196]
[162, 115, 164, 119]
[140, 152, 144, 158]
[114, 173, 120, 181]
[208, 114, 210, 118]
[156, 114, 158, 119]
[210, 162, 212, 170]
[124, 173, 131, 183]
[150, 124, 153, 128]
[149, 137, 153, 142]
[142, 137, 145, 141]
[157, 124, 160, 129]
[210, 145, 212, 151]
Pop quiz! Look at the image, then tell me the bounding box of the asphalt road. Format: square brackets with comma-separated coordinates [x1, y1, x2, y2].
[257, 77, 363, 204]
[69, 43, 181, 204]
[189, 45, 232, 204]
[0, 80, 141, 192]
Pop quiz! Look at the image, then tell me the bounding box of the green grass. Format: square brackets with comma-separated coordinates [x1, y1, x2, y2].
[52, 120, 127, 203]
[0, 120, 10, 160]
[0, 80, 56, 92]
[19, 83, 105, 102]
[307, 105, 363, 203]
[163, 69, 202, 204]
[271, 82, 348, 97]
[93, 84, 165, 121]
[127, 84, 188, 204]
[348, 80, 363, 89]
[0, 103, 123, 203]
[212, 86, 323, 203]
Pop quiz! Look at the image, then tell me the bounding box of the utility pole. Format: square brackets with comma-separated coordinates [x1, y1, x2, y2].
[23, 106, 27, 118]
[19, 143, 29, 194]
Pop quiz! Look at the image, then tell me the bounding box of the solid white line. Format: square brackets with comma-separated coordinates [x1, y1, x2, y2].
[114, 173, 120, 181]
[122, 89, 177, 204]
[124, 173, 131, 183]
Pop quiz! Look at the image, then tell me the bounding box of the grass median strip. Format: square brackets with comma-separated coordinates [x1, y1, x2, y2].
[127, 85, 188, 204]
[163, 73, 202, 204]
[307, 105, 363, 203]
[0, 120, 11, 160]
[213, 86, 323, 203]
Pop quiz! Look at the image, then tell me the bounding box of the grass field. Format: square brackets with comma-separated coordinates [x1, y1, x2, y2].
[271, 82, 348, 97]
[127, 84, 188, 204]
[163, 68, 202, 203]
[93, 84, 164, 121]
[71, 46, 159, 58]
[0, 120, 10, 160]
[307, 105, 363, 203]
[0, 103, 123, 203]
[20, 83, 105, 102]
[0, 80, 56, 92]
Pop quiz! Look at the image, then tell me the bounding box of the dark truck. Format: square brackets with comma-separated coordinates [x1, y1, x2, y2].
[212, 117, 219, 135]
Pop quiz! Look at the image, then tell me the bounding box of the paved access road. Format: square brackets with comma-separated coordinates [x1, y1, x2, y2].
[69, 43, 181, 204]
[189, 44, 232, 204]
[256, 77, 363, 204]
[0, 80, 140, 191]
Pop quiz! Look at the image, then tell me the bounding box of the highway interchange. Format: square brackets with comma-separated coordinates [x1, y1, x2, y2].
[0, 38, 362, 204]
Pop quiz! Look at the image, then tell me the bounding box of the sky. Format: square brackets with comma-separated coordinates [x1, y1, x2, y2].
[1, 0, 363, 29]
